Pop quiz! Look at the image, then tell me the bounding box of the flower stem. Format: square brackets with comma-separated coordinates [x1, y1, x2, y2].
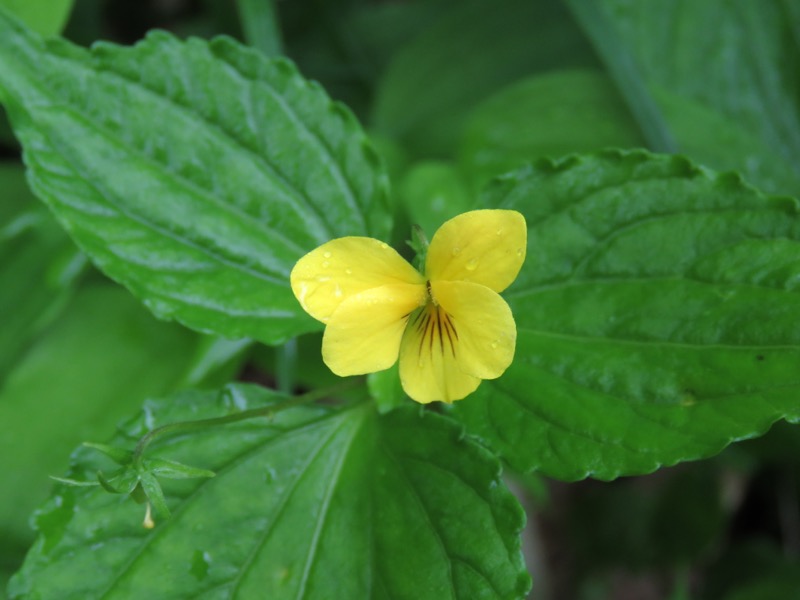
[132, 379, 363, 464]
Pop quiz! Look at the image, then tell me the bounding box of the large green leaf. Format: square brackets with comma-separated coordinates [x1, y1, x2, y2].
[595, 0, 800, 194]
[458, 70, 644, 189]
[0, 285, 198, 564]
[452, 150, 800, 480]
[0, 9, 390, 344]
[371, 0, 597, 157]
[0, 0, 74, 36]
[0, 164, 83, 385]
[9, 385, 530, 599]
[458, 69, 800, 194]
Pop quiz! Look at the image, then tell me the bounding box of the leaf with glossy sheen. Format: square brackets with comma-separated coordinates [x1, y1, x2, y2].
[9, 385, 530, 599]
[451, 150, 800, 481]
[0, 10, 390, 344]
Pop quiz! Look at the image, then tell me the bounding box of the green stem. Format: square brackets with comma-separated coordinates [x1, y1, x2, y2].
[132, 379, 363, 464]
[275, 338, 298, 394]
[236, 0, 283, 57]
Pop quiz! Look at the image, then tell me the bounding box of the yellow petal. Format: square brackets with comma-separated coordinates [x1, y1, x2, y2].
[431, 280, 516, 380]
[398, 303, 482, 404]
[322, 283, 426, 376]
[291, 237, 425, 323]
[425, 209, 527, 292]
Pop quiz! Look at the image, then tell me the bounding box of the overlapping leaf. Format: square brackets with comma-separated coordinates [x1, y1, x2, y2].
[0, 9, 390, 344]
[452, 150, 800, 480]
[371, 0, 596, 157]
[0, 165, 83, 385]
[593, 0, 800, 194]
[0, 286, 198, 567]
[9, 385, 530, 599]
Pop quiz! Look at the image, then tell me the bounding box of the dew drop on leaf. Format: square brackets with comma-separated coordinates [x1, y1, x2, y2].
[264, 466, 277, 484]
[189, 550, 211, 581]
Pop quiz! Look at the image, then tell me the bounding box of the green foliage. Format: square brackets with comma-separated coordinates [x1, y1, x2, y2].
[372, 0, 597, 157]
[0, 165, 83, 384]
[453, 150, 800, 480]
[399, 161, 471, 236]
[596, 0, 800, 194]
[1, 0, 799, 597]
[9, 385, 530, 599]
[0, 10, 390, 345]
[459, 70, 643, 189]
[0, 0, 73, 36]
[0, 285, 198, 560]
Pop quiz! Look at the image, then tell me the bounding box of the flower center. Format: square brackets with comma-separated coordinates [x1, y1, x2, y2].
[408, 284, 459, 359]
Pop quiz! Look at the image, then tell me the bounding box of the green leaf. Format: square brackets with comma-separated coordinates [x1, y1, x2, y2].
[371, 0, 597, 157]
[235, 0, 283, 57]
[458, 69, 800, 195]
[654, 88, 800, 196]
[367, 362, 407, 414]
[0, 0, 74, 36]
[563, 0, 677, 153]
[597, 0, 800, 194]
[81, 443, 133, 465]
[0, 10, 390, 344]
[399, 161, 472, 239]
[458, 70, 644, 189]
[97, 469, 139, 496]
[178, 335, 254, 389]
[452, 150, 800, 480]
[0, 165, 84, 385]
[0, 285, 198, 552]
[137, 471, 171, 518]
[10, 385, 530, 599]
[143, 458, 215, 480]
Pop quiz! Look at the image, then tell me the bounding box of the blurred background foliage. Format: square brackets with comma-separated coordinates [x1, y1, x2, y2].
[1, 1, 799, 598]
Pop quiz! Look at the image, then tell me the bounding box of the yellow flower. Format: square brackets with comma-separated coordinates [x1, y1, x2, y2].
[290, 210, 527, 404]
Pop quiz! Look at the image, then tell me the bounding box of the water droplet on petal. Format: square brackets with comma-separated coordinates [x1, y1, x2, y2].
[466, 258, 478, 271]
[345, 268, 353, 275]
[452, 246, 461, 256]
[380, 242, 389, 250]
[334, 285, 343, 298]
[516, 248, 524, 257]
[322, 261, 330, 268]
[323, 251, 332, 259]
[491, 340, 499, 349]
[496, 229, 503, 236]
